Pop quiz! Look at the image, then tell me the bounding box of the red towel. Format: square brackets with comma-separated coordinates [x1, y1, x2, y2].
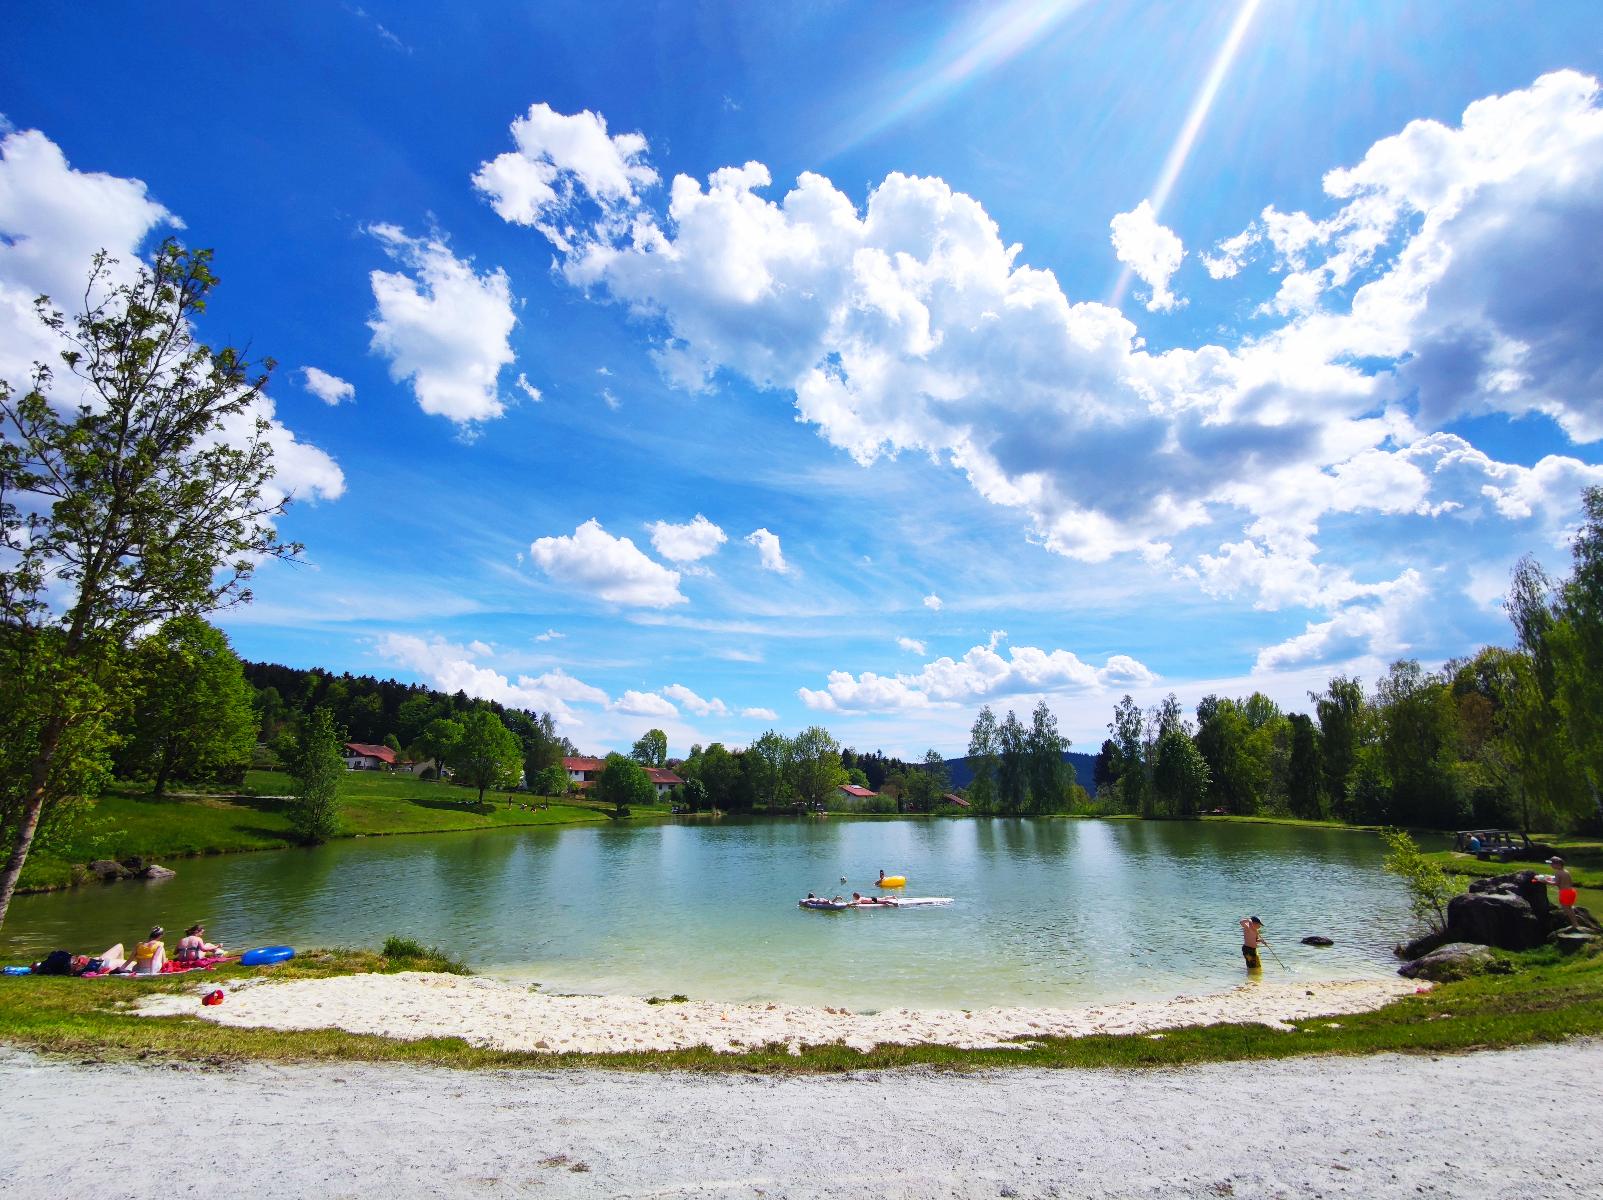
[160, 957, 224, 974]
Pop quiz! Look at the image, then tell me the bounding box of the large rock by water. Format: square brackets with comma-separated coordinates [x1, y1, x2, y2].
[1398, 942, 1495, 981]
[1446, 889, 1546, 951]
[142, 864, 176, 880]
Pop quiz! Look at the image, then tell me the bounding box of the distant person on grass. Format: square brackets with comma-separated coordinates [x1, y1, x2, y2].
[1240, 916, 1267, 970]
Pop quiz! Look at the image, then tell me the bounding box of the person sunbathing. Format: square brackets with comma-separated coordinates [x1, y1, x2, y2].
[126, 927, 167, 975]
[175, 924, 221, 963]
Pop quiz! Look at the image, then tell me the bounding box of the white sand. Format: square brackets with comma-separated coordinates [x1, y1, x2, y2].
[3, 1041, 1600, 1198]
[136, 970, 1422, 1053]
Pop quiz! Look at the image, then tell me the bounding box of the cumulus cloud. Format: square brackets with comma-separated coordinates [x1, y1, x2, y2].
[661, 683, 730, 717]
[742, 706, 779, 720]
[1253, 571, 1429, 672]
[922, 594, 943, 611]
[0, 127, 342, 504]
[534, 628, 564, 642]
[745, 527, 789, 573]
[301, 366, 354, 405]
[896, 636, 926, 654]
[514, 372, 542, 402]
[477, 81, 1603, 618]
[528, 518, 686, 607]
[647, 513, 727, 562]
[367, 224, 517, 426]
[1109, 199, 1185, 311]
[610, 689, 677, 717]
[798, 635, 1157, 713]
[376, 632, 609, 721]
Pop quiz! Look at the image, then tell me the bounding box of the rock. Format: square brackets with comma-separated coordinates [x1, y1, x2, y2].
[1397, 931, 1447, 960]
[1552, 930, 1598, 955]
[1398, 942, 1494, 981]
[87, 859, 125, 881]
[1444, 889, 1546, 951]
[142, 864, 176, 880]
[120, 856, 147, 874]
[1301, 936, 1334, 947]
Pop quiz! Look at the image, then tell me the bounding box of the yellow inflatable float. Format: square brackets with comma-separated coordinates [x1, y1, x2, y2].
[876, 873, 906, 887]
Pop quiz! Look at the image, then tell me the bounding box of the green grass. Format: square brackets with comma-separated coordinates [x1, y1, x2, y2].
[1429, 837, 1603, 912]
[18, 770, 669, 892]
[1, 941, 1599, 1074]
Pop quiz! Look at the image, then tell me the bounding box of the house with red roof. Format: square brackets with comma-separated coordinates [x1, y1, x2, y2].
[343, 742, 396, 771]
[836, 783, 879, 808]
[564, 756, 685, 798]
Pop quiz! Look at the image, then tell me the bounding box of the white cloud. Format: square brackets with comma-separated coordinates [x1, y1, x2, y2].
[742, 706, 779, 720]
[745, 527, 789, 573]
[534, 628, 564, 642]
[367, 224, 516, 426]
[0, 127, 342, 505]
[798, 635, 1157, 713]
[480, 83, 1603, 615]
[1109, 199, 1185, 312]
[301, 366, 354, 405]
[515, 372, 542, 402]
[528, 518, 686, 608]
[1253, 570, 1429, 672]
[661, 683, 729, 717]
[896, 636, 926, 655]
[922, 594, 944, 611]
[601, 387, 620, 411]
[376, 632, 609, 721]
[609, 689, 678, 718]
[472, 102, 656, 244]
[647, 514, 727, 562]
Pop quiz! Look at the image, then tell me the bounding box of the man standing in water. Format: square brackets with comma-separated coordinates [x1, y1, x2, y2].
[1240, 915, 1266, 970]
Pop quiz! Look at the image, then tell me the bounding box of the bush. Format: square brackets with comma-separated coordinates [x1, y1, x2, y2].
[1381, 827, 1466, 934]
[380, 935, 468, 975]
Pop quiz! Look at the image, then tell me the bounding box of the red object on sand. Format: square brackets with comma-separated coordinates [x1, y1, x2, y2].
[202, 989, 224, 1006]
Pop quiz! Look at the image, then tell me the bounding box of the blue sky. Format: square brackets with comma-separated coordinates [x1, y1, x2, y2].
[5, 1, 1603, 758]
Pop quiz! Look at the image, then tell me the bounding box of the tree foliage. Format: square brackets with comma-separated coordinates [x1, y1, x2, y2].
[451, 707, 524, 802]
[0, 243, 295, 927]
[595, 753, 654, 814]
[288, 707, 344, 844]
[630, 728, 668, 767]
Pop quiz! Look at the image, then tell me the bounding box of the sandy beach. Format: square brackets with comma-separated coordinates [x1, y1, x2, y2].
[4, 1040, 1599, 1198]
[136, 970, 1421, 1053]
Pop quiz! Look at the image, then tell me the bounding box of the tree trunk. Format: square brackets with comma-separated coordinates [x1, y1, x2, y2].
[0, 720, 65, 930]
[153, 738, 177, 799]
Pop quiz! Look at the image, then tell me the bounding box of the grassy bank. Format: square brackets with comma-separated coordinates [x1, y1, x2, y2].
[19, 770, 669, 892]
[1, 942, 1599, 1074]
[1429, 836, 1603, 912]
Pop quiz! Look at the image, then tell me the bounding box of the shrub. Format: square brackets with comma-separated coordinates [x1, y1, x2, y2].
[380, 935, 468, 975]
[1381, 827, 1466, 934]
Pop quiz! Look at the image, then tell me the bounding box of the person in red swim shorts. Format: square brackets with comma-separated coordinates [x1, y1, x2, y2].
[1539, 856, 1580, 929]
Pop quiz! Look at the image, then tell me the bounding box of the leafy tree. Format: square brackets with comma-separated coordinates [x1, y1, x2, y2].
[695, 742, 743, 811]
[416, 717, 464, 776]
[1026, 700, 1070, 814]
[1092, 738, 1120, 793]
[966, 706, 1000, 812]
[0, 243, 295, 928]
[118, 617, 256, 796]
[1380, 828, 1464, 935]
[383, 732, 403, 756]
[1313, 675, 1368, 816]
[787, 726, 846, 808]
[595, 753, 654, 815]
[997, 709, 1029, 814]
[745, 730, 790, 808]
[1151, 726, 1210, 817]
[288, 707, 344, 844]
[679, 777, 710, 811]
[533, 763, 570, 798]
[900, 749, 950, 812]
[1285, 713, 1323, 818]
[1375, 660, 1463, 828]
[630, 728, 668, 767]
[451, 708, 523, 802]
[1108, 695, 1147, 816]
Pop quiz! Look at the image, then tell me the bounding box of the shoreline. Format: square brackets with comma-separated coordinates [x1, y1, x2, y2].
[137, 969, 1423, 1055]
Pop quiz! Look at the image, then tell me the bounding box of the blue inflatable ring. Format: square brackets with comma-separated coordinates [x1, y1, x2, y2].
[240, 945, 295, 966]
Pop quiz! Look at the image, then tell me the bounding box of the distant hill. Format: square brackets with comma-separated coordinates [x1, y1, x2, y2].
[943, 750, 1096, 795]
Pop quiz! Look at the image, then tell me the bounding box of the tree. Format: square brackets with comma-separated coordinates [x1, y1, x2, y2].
[1151, 727, 1210, 817]
[288, 707, 344, 844]
[595, 753, 654, 815]
[533, 763, 570, 798]
[1026, 701, 1069, 814]
[902, 749, 950, 812]
[630, 728, 668, 767]
[679, 777, 710, 811]
[966, 706, 1000, 813]
[997, 710, 1029, 814]
[118, 617, 256, 796]
[1092, 738, 1120, 794]
[1374, 660, 1463, 828]
[0, 243, 295, 928]
[1380, 828, 1464, 935]
[787, 726, 846, 808]
[1313, 675, 1368, 817]
[1285, 713, 1323, 819]
[451, 708, 523, 803]
[745, 730, 790, 808]
[1108, 695, 1147, 816]
[695, 742, 742, 811]
[416, 717, 464, 776]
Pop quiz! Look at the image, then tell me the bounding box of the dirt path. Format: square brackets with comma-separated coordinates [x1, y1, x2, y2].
[2, 1042, 1599, 1198]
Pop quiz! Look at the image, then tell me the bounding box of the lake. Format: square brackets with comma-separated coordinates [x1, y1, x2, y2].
[0, 817, 1418, 1009]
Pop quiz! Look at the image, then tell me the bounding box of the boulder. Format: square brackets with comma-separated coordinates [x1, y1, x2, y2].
[142, 864, 176, 880]
[1398, 942, 1494, 981]
[1444, 889, 1546, 951]
[1301, 936, 1334, 947]
[87, 859, 126, 881]
[1553, 930, 1598, 955]
[1396, 930, 1447, 960]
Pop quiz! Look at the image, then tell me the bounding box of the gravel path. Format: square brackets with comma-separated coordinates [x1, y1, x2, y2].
[2, 1042, 1599, 1198]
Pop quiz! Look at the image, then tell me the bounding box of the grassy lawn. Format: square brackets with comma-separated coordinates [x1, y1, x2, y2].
[1, 941, 1599, 1074]
[18, 770, 669, 892]
[1430, 836, 1603, 912]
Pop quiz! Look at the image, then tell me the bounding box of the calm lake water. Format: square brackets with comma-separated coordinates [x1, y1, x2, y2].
[1, 818, 1418, 1008]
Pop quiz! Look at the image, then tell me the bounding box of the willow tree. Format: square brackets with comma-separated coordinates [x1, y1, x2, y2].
[0, 243, 294, 927]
